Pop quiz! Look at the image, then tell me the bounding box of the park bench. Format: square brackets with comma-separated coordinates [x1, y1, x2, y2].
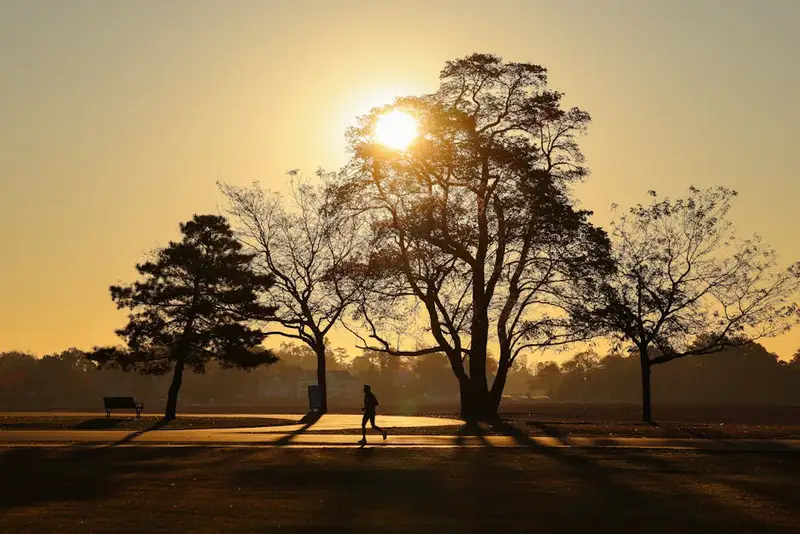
[103, 397, 144, 418]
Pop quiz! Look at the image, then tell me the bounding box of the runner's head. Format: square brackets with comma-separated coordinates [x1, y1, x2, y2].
[363, 384, 371, 394]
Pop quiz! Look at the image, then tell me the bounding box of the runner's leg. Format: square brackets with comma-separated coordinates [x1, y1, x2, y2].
[361, 413, 369, 440]
[370, 413, 386, 436]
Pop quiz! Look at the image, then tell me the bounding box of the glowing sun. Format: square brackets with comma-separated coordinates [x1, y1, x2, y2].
[375, 110, 418, 150]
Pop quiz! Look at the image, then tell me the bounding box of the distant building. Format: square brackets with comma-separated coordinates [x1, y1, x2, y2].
[257, 376, 295, 398]
[257, 369, 360, 400]
[327, 370, 360, 399]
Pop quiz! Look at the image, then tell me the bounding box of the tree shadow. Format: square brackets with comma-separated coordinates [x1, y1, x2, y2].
[680, 426, 739, 440]
[526, 420, 663, 441]
[3, 442, 796, 532]
[527, 421, 570, 441]
[105, 418, 171, 447]
[454, 420, 493, 448]
[603, 448, 800, 529]
[488, 417, 799, 533]
[231, 450, 450, 530]
[271, 410, 323, 447]
[0, 446, 209, 511]
[73, 418, 128, 430]
[492, 419, 556, 447]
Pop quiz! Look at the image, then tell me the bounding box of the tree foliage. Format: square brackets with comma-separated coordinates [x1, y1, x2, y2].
[339, 53, 611, 418]
[89, 214, 278, 419]
[582, 187, 800, 421]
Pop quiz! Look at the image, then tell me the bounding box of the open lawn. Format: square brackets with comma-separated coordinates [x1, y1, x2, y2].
[5, 404, 800, 439]
[305, 418, 800, 439]
[0, 415, 295, 431]
[1, 447, 798, 533]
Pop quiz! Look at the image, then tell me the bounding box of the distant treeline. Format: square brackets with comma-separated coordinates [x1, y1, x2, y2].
[534, 343, 800, 405]
[1, 342, 798, 412]
[0, 344, 467, 412]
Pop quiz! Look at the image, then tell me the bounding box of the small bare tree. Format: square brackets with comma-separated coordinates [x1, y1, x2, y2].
[584, 187, 800, 422]
[220, 171, 364, 413]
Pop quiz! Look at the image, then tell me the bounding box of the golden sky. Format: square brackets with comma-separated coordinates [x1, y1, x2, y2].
[1, 0, 798, 359]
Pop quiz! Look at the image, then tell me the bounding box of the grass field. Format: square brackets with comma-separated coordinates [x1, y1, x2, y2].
[1, 447, 798, 533]
[4, 403, 800, 439]
[306, 420, 800, 439]
[0, 415, 294, 431]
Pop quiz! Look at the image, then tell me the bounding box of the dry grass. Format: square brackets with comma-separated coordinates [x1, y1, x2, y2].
[303, 419, 800, 439]
[0, 415, 294, 431]
[1, 447, 798, 533]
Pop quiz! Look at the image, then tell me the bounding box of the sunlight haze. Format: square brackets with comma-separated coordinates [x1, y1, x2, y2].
[375, 111, 418, 151]
[1, 0, 798, 359]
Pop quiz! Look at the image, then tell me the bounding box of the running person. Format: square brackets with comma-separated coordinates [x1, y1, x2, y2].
[358, 384, 387, 445]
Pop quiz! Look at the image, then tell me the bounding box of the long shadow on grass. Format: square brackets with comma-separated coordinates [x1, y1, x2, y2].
[609, 447, 800, 529]
[0, 446, 210, 511]
[227, 441, 789, 533]
[230, 450, 456, 530]
[454, 420, 493, 448]
[105, 417, 171, 447]
[488, 419, 795, 533]
[74, 418, 129, 430]
[270, 410, 323, 446]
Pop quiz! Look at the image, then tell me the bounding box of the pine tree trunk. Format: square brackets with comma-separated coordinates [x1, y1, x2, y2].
[315, 345, 328, 414]
[164, 355, 185, 421]
[639, 346, 653, 423]
[164, 296, 197, 422]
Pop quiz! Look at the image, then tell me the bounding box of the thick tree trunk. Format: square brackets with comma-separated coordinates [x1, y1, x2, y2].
[469, 310, 490, 394]
[462, 299, 492, 421]
[489, 355, 512, 415]
[639, 346, 653, 423]
[458, 381, 472, 420]
[458, 382, 480, 421]
[164, 355, 185, 421]
[315, 345, 328, 414]
[458, 378, 496, 422]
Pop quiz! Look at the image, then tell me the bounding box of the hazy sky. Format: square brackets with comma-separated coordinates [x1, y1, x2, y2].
[2, 0, 798, 359]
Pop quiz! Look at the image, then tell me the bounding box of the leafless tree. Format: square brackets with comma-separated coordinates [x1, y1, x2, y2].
[220, 171, 364, 412]
[582, 187, 800, 422]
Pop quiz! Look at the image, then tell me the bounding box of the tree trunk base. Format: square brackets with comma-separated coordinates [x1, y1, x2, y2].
[641, 360, 653, 424]
[459, 405, 500, 424]
[458, 378, 503, 424]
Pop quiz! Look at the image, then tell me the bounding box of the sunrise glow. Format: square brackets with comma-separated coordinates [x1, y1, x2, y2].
[375, 110, 418, 150]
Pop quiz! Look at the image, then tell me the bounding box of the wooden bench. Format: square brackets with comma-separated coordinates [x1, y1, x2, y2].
[103, 397, 144, 418]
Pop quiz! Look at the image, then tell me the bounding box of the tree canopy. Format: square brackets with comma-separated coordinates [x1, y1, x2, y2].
[339, 53, 612, 419]
[581, 187, 800, 421]
[89, 214, 278, 419]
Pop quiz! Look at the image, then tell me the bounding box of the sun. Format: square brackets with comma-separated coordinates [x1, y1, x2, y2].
[375, 110, 418, 150]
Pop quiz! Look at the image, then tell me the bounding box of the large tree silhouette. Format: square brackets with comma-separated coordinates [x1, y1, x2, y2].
[340, 53, 611, 420]
[582, 187, 800, 422]
[220, 172, 364, 413]
[89, 214, 278, 420]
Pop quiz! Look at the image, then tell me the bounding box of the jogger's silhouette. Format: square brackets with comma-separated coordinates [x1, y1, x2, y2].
[359, 384, 387, 445]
